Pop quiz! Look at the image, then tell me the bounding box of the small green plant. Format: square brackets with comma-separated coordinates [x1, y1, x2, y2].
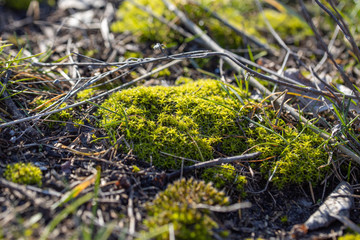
[4, 162, 42, 187]
[143, 178, 229, 240]
[280, 215, 288, 224]
[201, 163, 247, 195]
[132, 165, 140, 173]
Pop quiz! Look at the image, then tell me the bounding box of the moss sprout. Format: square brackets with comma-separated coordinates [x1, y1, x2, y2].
[143, 178, 229, 240]
[280, 215, 288, 224]
[132, 165, 140, 173]
[4, 163, 43, 187]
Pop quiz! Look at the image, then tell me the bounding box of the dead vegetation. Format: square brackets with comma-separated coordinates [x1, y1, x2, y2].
[0, 0, 360, 239]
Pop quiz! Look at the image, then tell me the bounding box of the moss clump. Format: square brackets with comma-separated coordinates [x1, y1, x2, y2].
[111, 0, 312, 50]
[143, 178, 229, 240]
[175, 76, 194, 85]
[111, 0, 248, 48]
[4, 163, 42, 187]
[247, 119, 328, 189]
[98, 79, 247, 169]
[201, 163, 247, 195]
[131, 165, 140, 173]
[111, 0, 181, 43]
[76, 88, 96, 101]
[98, 79, 329, 188]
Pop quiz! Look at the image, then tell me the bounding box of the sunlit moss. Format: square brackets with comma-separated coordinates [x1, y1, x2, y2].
[111, 0, 312, 50]
[4, 163, 42, 187]
[339, 232, 360, 240]
[175, 76, 194, 85]
[247, 119, 328, 189]
[32, 97, 72, 127]
[111, 0, 181, 43]
[98, 79, 248, 169]
[98, 79, 329, 188]
[143, 178, 229, 240]
[76, 88, 96, 100]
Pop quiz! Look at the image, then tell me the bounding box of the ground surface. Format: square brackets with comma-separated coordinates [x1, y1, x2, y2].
[0, 1, 360, 239]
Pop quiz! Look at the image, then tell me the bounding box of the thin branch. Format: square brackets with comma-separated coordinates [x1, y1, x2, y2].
[193, 202, 252, 212]
[167, 152, 262, 180]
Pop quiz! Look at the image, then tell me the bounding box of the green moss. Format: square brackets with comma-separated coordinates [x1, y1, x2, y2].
[201, 163, 247, 195]
[256, 9, 313, 43]
[132, 165, 140, 173]
[4, 163, 42, 187]
[123, 51, 143, 59]
[5, 0, 35, 10]
[98, 79, 329, 188]
[98, 79, 247, 169]
[152, 68, 171, 77]
[110, 0, 250, 47]
[32, 97, 73, 127]
[280, 215, 288, 224]
[247, 120, 328, 189]
[339, 233, 360, 240]
[175, 77, 194, 85]
[111, 0, 312, 50]
[76, 88, 96, 101]
[143, 178, 229, 240]
[111, 0, 181, 43]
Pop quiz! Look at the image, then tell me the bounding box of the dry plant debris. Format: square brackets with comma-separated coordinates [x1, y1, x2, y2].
[0, 0, 360, 239]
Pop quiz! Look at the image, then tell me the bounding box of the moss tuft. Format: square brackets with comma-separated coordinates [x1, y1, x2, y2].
[98, 79, 247, 169]
[247, 120, 328, 188]
[143, 178, 229, 240]
[4, 163, 42, 187]
[201, 163, 247, 195]
[98, 79, 329, 188]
